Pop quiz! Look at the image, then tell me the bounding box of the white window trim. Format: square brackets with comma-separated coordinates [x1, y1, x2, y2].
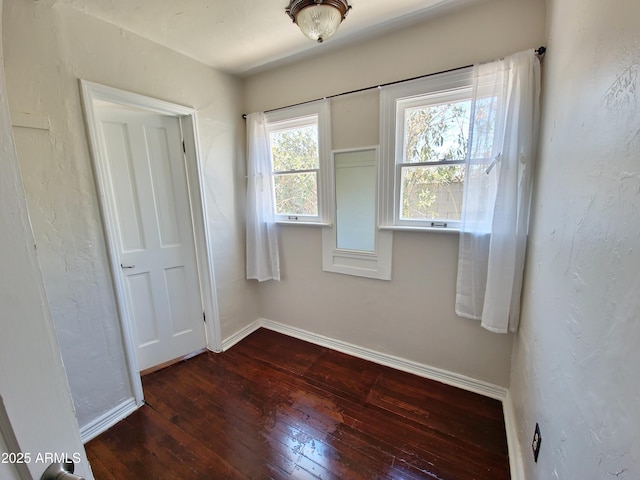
[266, 100, 331, 225]
[322, 146, 393, 281]
[379, 67, 474, 231]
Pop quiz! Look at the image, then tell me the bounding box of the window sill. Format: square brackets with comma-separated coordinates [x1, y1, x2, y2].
[276, 221, 332, 227]
[378, 225, 460, 234]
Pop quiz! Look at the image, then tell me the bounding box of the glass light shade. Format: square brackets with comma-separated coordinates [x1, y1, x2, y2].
[295, 5, 343, 43]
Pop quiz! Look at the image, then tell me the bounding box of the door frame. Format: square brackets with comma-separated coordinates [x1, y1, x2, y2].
[79, 80, 222, 407]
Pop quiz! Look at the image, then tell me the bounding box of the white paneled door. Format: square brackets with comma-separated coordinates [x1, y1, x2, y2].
[96, 107, 206, 371]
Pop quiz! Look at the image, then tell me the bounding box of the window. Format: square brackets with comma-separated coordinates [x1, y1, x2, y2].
[266, 101, 331, 224]
[398, 92, 471, 226]
[380, 68, 477, 230]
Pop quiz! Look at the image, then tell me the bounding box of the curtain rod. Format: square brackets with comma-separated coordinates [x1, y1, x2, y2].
[242, 46, 546, 119]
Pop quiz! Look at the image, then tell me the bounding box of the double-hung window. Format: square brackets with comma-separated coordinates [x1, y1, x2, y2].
[380, 68, 476, 230]
[265, 101, 331, 224]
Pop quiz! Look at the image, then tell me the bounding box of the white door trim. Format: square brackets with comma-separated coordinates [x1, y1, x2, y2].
[79, 80, 222, 406]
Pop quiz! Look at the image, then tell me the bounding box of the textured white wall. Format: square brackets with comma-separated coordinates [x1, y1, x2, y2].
[510, 0, 640, 477]
[244, 0, 546, 386]
[0, 2, 91, 476]
[3, 2, 257, 430]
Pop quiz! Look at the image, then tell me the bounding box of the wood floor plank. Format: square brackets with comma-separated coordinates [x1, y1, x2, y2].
[231, 328, 326, 376]
[127, 406, 245, 479]
[143, 376, 275, 479]
[85, 328, 510, 479]
[218, 343, 509, 478]
[84, 445, 117, 480]
[302, 349, 384, 404]
[366, 380, 507, 454]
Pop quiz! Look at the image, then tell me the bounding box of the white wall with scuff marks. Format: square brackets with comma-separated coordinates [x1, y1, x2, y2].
[510, 0, 640, 477]
[244, 0, 546, 387]
[2, 2, 257, 430]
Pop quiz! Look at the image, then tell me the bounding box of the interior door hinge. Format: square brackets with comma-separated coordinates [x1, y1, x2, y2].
[182, 140, 186, 153]
[203, 311, 206, 323]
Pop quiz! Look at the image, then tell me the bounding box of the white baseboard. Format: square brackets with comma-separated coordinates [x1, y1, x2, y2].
[221, 320, 262, 351]
[80, 397, 139, 443]
[224, 318, 507, 401]
[503, 391, 525, 480]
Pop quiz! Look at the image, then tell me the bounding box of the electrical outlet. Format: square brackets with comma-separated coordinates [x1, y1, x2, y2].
[532, 423, 542, 462]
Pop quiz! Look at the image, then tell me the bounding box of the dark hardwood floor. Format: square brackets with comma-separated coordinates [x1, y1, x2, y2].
[85, 328, 510, 479]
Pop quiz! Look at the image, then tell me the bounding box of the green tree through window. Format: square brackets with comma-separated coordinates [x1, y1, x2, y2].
[400, 99, 470, 221]
[270, 124, 319, 216]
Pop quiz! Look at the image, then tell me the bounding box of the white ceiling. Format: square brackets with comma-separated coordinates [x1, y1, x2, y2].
[56, 0, 482, 76]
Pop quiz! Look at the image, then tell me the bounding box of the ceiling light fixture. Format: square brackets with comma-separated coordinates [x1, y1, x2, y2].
[285, 0, 352, 43]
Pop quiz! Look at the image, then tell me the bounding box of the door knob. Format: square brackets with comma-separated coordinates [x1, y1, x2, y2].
[120, 263, 135, 269]
[40, 461, 85, 480]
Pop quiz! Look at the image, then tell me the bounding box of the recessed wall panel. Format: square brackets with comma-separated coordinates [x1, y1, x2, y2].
[101, 121, 146, 252]
[126, 272, 159, 347]
[164, 266, 193, 336]
[144, 125, 181, 248]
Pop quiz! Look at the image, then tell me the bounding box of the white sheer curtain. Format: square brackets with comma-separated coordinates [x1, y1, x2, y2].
[246, 112, 280, 281]
[456, 49, 541, 333]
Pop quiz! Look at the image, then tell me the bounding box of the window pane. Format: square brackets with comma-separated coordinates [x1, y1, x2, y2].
[270, 125, 319, 172]
[403, 100, 471, 163]
[334, 150, 376, 252]
[274, 171, 318, 216]
[468, 95, 499, 160]
[400, 164, 465, 221]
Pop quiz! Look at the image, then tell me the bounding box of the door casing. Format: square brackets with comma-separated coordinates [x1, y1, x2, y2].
[80, 80, 222, 407]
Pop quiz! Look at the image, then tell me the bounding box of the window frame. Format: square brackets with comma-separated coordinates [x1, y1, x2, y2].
[322, 146, 393, 281]
[265, 101, 331, 225]
[379, 67, 474, 231]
